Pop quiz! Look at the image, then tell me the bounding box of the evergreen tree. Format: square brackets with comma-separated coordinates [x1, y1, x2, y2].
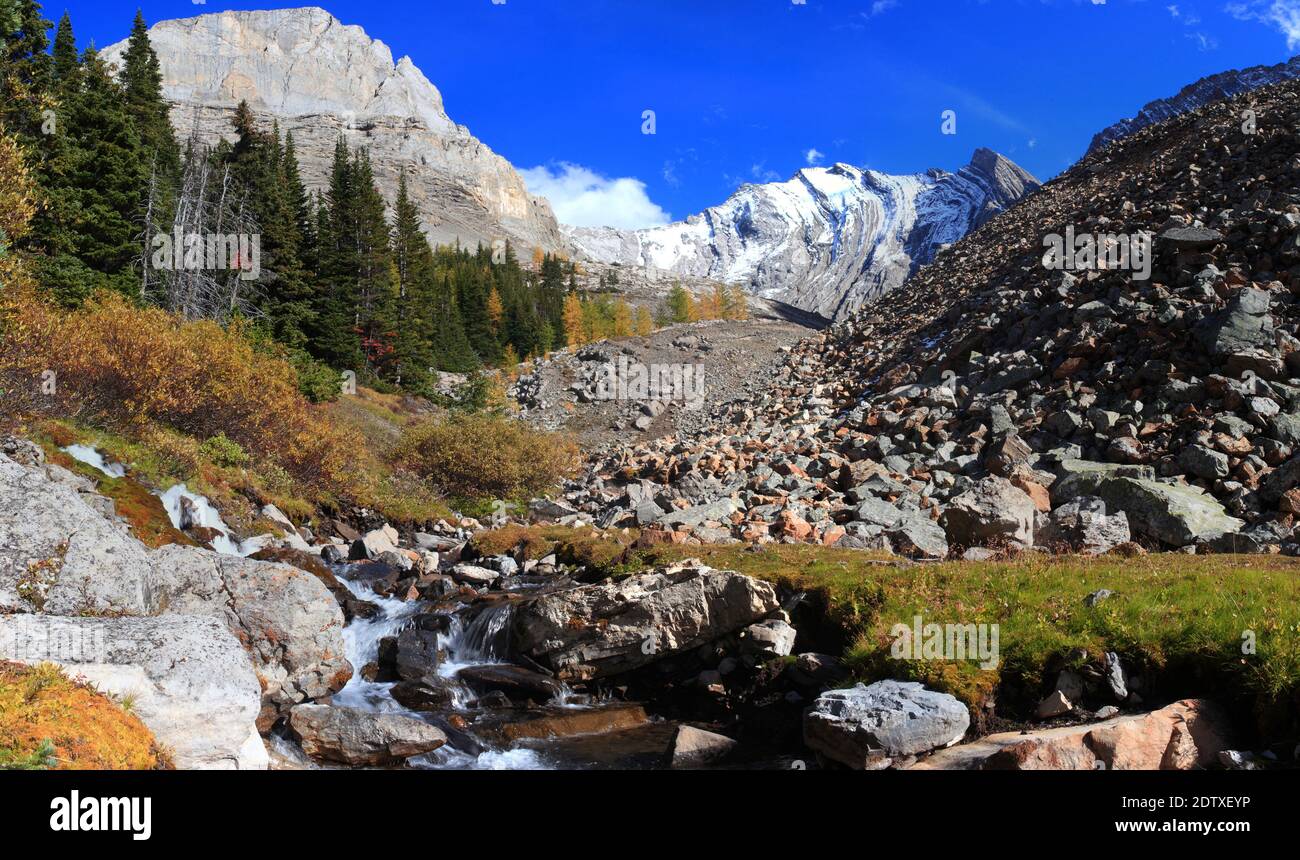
[312, 136, 364, 369]
[118, 10, 180, 229]
[430, 275, 478, 372]
[350, 148, 400, 378]
[0, 0, 52, 146]
[48, 11, 74, 87]
[390, 169, 438, 388]
[34, 47, 145, 300]
[663, 282, 693, 325]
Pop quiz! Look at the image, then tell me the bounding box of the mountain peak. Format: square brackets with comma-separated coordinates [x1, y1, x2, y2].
[568, 149, 1039, 320]
[1088, 54, 1300, 153]
[101, 7, 563, 252]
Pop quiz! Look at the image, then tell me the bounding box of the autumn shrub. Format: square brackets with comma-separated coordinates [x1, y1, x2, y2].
[0, 662, 166, 770]
[0, 289, 368, 502]
[395, 413, 580, 502]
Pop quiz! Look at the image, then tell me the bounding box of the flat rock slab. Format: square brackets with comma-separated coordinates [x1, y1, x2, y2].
[288, 704, 447, 767]
[477, 703, 649, 744]
[0, 454, 157, 616]
[908, 699, 1231, 770]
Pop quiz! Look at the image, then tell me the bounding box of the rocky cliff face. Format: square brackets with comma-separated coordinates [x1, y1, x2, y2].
[565, 149, 1039, 321]
[1088, 54, 1300, 154]
[102, 7, 564, 252]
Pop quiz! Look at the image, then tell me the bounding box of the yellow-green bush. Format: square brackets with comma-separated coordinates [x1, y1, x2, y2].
[395, 413, 580, 502]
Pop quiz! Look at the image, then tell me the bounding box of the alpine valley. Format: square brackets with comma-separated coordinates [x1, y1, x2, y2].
[1, 2, 1299, 782]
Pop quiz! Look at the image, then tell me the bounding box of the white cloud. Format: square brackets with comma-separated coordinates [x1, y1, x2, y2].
[1228, 1, 1300, 50]
[521, 163, 671, 229]
[804, 147, 825, 166]
[871, 0, 900, 14]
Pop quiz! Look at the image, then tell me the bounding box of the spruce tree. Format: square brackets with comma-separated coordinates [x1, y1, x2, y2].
[351, 148, 400, 379]
[49, 11, 74, 87]
[389, 169, 437, 388]
[0, 0, 52, 146]
[34, 47, 145, 300]
[118, 10, 179, 228]
[224, 109, 313, 346]
[311, 137, 364, 369]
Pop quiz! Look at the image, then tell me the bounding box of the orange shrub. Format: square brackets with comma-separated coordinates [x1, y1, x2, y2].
[0, 289, 365, 501]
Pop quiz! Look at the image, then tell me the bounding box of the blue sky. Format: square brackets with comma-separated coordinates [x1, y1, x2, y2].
[50, 0, 1300, 228]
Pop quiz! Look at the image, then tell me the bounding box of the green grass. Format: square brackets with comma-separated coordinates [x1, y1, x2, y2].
[470, 524, 641, 575]
[469, 527, 1300, 727]
[636, 544, 1300, 717]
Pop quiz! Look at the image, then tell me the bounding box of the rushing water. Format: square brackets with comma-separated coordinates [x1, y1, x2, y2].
[156, 483, 255, 556]
[327, 566, 565, 770]
[62, 444, 126, 478]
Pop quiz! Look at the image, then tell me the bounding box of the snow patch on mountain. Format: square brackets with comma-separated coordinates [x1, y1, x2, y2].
[566, 149, 1038, 320]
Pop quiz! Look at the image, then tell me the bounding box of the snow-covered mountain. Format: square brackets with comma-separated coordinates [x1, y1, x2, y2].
[1088, 54, 1300, 154]
[566, 149, 1038, 320]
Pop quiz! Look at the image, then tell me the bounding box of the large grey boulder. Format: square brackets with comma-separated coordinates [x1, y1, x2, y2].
[1037, 497, 1131, 555]
[886, 512, 949, 559]
[853, 496, 903, 528]
[150, 544, 352, 720]
[0, 454, 158, 616]
[1049, 459, 1243, 547]
[941, 476, 1036, 549]
[804, 681, 970, 769]
[1095, 478, 1242, 547]
[656, 498, 739, 529]
[288, 704, 447, 767]
[511, 561, 780, 680]
[1195, 287, 1274, 356]
[0, 614, 267, 769]
[1050, 459, 1155, 505]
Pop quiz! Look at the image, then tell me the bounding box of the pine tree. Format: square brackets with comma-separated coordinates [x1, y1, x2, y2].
[0, 0, 52, 146]
[283, 131, 315, 272]
[48, 11, 74, 87]
[390, 169, 439, 388]
[119, 10, 180, 247]
[34, 47, 146, 300]
[664, 282, 693, 324]
[430, 274, 478, 372]
[220, 106, 311, 343]
[351, 149, 400, 378]
[312, 136, 364, 369]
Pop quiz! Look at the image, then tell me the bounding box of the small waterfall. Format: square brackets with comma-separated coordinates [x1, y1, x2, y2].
[331, 572, 424, 713]
[156, 483, 252, 557]
[440, 603, 513, 672]
[62, 445, 126, 478]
